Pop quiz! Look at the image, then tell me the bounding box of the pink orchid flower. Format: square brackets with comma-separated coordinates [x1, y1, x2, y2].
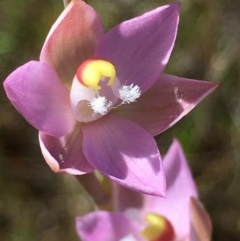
[3, 0, 219, 195]
[76, 140, 212, 241]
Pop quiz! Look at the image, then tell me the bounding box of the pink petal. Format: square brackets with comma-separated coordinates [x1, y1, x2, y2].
[39, 124, 94, 174]
[76, 211, 143, 241]
[114, 74, 221, 136]
[143, 140, 198, 240]
[3, 61, 75, 137]
[82, 114, 165, 196]
[95, 3, 179, 92]
[190, 197, 212, 241]
[40, 0, 104, 86]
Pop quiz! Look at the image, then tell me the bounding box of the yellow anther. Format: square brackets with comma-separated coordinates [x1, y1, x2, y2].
[141, 213, 175, 241]
[76, 59, 116, 90]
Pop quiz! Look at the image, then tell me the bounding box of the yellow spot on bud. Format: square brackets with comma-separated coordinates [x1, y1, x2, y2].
[76, 59, 116, 90]
[141, 213, 175, 241]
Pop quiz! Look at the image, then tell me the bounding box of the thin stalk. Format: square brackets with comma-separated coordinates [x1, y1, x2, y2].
[75, 173, 111, 209]
[63, 0, 70, 8]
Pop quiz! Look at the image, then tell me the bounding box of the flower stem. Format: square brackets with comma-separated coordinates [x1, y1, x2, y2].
[63, 0, 88, 8]
[113, 184, 144, 211]
[63, 0, 70, 8]
[75, 173, 111, 209]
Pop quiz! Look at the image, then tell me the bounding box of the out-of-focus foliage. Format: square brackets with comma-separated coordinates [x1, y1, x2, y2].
[0, 0, 240, 240]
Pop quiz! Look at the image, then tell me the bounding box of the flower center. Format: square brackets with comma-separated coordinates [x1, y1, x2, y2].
[70, 58, 141, 123]
[141, 213, 175, 241]
[77, 59, 116, 91]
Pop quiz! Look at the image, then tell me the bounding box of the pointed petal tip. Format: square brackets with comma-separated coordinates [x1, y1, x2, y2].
[166, 78, 222, 131]
[212, 81, 223, 89]
[153, 185, 166, 198]
[111, 170, 166, 197]
[198, 80, 222, 100]
[161, 2, 180, 19]
[146, 1, 180, 15]
[171, 138, 181, 148]
[169, 1, 181, 10]
[206, 80, 222, 90]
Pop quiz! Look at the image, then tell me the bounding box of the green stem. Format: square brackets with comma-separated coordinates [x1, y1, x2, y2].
[63, 0, 69, 8]
[75, 173, 111, 209]
[63, 0, 88, 8]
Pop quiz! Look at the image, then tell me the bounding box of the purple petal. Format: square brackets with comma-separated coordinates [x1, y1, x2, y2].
[143, 140, 198, 240]
[39, 124, 94, 174]
[82, 114, 165, 196]
[3, 61, 75, 137]
[40, 0, 104, 85]
[190, 197, 212, 241]
[95, 3, 180, 92]
[76, 211, 143, 241]
[114, 74, 221, 136]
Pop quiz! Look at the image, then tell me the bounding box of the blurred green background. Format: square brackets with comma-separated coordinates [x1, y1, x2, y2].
[1, 0, 240, 240]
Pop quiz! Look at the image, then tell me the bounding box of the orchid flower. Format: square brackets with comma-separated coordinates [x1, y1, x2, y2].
[3, 0, 220, 196]
[76, 140, 212, 241]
